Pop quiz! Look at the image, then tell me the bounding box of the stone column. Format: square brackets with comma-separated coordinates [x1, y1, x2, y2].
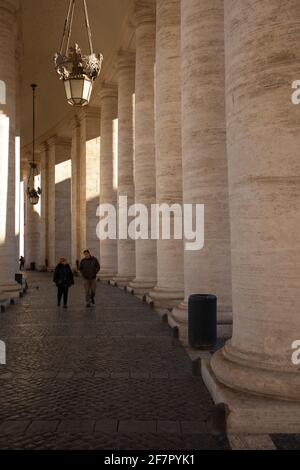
[0, 0, 20, 294]
[24, 153, 40, 270]
[70, 117, 81, 268]
[78, 108, 101, 261]
[47, 138, 56, 268]
[37, 143, 48, 271]
[47, 137, 72, 268]
[208, 0, 300, 432]
[112, 51, 136, 287]
[170, 0, 232, 342]
[128, 0, 157, 296]
[148, 0, 184, 308]
[99, 83, 118, 280]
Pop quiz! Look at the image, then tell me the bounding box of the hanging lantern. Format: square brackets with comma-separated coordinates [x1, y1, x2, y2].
[27, 84, 41, 206]
[54, 0, 103, 107]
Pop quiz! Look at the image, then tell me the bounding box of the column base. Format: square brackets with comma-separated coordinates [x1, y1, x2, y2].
[127, 278, 157, 296]
[98, 270, 116, 283]
[0, 281, 21, 295]
[202, 357, 300, 434]
[37, 265, 48, 272]
[169, 301, 189, 345]
[147, 286, 184, 310]
[211, 341, 300, 402]
[110, 275, 135, 288]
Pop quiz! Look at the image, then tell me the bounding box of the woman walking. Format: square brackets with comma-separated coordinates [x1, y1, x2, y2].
[53, 257, 74, 308]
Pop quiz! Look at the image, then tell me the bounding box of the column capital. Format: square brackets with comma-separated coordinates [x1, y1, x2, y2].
[117, 50, 136, 74]
[70, 115, 81, 131]
[0, 0, 20, 25]
[47, 135, 71, 148]
[134, 0, 156, 28]
[99, 81, 118, 101]
[37, 142, 49, 154]
[76, 107, 101, 123]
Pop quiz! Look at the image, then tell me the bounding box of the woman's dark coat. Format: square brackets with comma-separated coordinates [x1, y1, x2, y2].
[53, 263, 74, 287]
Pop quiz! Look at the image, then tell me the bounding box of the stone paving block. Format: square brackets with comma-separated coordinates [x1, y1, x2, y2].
[0, 421, 30, 435]
[58, 420, 96, 433]
[56, 372, 74, 379]
[95, 420, 118, 433]
[157, 421, 181, 434]
[130, 371, 149, 379]
[0, 373, 13, 380]
[94, 371, 110, 378]
[150, 371, 169, 379]
[110, 372, 130, 379]
[118, 421, 157, 434]
[26, 420, 59, 434]
[181, 420, 215, 435]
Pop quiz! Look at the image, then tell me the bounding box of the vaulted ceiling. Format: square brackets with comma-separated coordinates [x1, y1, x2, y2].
[20, 0, 133, 146]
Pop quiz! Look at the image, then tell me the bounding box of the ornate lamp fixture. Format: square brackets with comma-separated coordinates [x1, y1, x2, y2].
[27, 84, 41, 206]
[54, 0, 103, 107]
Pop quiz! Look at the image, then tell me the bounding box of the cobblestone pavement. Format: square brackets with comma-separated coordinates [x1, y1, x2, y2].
[0, 273, 229, 450]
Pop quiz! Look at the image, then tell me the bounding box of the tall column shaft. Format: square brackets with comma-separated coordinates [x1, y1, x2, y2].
[0, 0, 20, 292]
[148, 0, 184, 308]
[113, 51, 136, 286]
[37, 143, 48, 270]
[78, 108, 101, 261]
[170, 0, 232, 341]
[24, 160, 40, 269]
[70, 118, 81, 268]
[129, 0, 157, 295]
[47, 137, 72, 268]
[47, 139, 56, 268]
[99, 84, 118, 280]
[211, 0, 300, 404]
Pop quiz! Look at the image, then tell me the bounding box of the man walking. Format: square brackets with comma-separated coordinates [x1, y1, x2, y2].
[79, 250, 100, 307]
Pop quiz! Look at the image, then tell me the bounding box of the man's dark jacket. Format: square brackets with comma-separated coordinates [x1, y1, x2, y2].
[79, 257, 100, 280]
[53, 264, 74, 287]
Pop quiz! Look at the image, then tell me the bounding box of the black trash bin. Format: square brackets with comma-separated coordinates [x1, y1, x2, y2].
[15, 273, 23, 285]
[30, 262, 36, 271]
[188, 294, 217, 349]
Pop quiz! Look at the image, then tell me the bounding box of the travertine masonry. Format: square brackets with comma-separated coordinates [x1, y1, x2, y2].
[129, 0, 157, 295]
[113, 51, 136, 286]
[211, 0, 300, 403]
[78, 108, 101, 261]
[171, 0, 232, 341]
[0, 0, 20, 293]
[99, 84, 118, 280]
[148, 0, 184, 308]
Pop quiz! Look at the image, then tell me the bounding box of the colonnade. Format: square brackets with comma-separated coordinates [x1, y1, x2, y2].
[1, 0, 300, 431]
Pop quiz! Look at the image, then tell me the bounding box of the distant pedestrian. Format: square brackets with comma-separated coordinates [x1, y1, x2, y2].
[19, 256, 25, 271]
[53, 257, 74, 308]
[79, 250, 100, 307]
